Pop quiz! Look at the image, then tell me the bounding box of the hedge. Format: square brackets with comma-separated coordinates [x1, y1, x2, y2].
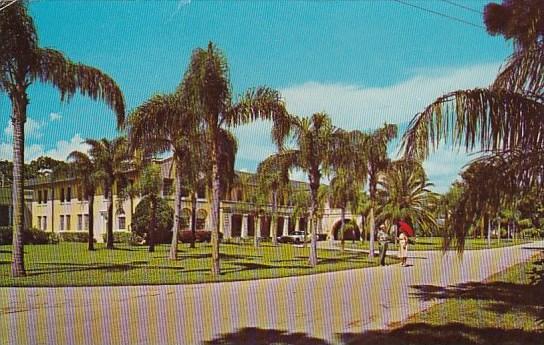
[102, 231, 132, 244]
[59, 231, 92, 243]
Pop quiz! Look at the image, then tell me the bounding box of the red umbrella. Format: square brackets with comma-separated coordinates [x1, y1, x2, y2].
[398, 220, 414, 237]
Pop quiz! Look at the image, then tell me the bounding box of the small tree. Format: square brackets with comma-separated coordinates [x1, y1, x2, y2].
[132, 196, 174, 247]
[134, 164, 163, 252]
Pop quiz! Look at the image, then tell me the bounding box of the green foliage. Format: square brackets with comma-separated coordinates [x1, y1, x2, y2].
[0, 226, 12, 245]
[132, 196, 174, 244]
[59, 232, 92, 243]
[101, 231, 132, 244]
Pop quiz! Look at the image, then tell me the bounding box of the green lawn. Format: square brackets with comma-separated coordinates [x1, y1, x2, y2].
[339, 252, 544, 345]
[341, 236, 533, 251]
[0, 242, 397, 287]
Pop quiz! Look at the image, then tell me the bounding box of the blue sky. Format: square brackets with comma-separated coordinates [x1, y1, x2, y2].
[0, 0, 511, 192]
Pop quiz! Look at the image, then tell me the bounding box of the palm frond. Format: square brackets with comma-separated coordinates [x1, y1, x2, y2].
[401, 88, 544, 161]
[493, 43, 544, 95]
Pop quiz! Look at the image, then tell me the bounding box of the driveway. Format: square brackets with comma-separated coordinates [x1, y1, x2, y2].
[1, 241, 543, 345]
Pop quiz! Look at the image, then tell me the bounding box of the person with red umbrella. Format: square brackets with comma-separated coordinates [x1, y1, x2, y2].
[397, 219, 414, 266]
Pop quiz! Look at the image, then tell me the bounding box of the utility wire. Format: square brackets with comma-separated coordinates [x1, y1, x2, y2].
[0, 0, 18, 13]
[441, 0, 483, 15]
[392, 0, 485, 29]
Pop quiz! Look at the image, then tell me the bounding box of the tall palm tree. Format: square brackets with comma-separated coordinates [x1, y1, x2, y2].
[127, 92, 201, 259]
[363, 124, 397, 257]
[329, 168, 360, 252]
[402, 1, 544, 249]
[274, 112, 344, 266]
[180, 42, 289, 276]
[256, 154, 291, 246]
[85, 137, 130, 249]
[0, 3, 125, 276]
[67, 151, 98, 250]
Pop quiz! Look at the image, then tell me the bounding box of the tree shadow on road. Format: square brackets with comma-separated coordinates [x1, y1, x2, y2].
[201, 327, 332, 345]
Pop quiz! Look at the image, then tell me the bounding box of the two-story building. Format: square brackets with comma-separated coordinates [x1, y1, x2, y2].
[27, 157, 362, 242]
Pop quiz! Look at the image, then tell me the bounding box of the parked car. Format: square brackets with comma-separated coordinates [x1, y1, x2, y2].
[179, 230, 223, 243]
[277, 231, 307, 244]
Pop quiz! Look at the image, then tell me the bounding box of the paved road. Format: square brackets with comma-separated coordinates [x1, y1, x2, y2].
[1, 241, 543, 345]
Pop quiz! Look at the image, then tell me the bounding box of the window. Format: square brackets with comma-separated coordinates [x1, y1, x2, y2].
[60, 188, 65, 203]
[67, 187, 72, 202]
[38, 191, 42, 204]
[42, 216, 47, 231]
[117, 179, 127, 196]
[163, 179, 173, 197]
[60, 215, 65, 231]
[43, 190, 48, 204]
[66, 215, 71, 230]
[197, 183, 206, 199]
[118, 216, 126, 230]
[180, 186, 190, 198]
[77, 215, 83, 231]
[84, 214, 89, 231]
[37, 216, 42, 229]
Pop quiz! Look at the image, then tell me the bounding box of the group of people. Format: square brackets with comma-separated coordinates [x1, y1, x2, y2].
[377, 221, 410, 267]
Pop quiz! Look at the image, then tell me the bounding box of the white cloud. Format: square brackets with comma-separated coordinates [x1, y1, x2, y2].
[234, 62, 501, 192]
[280, 62, 501, 130]
[49, 112, 62, 121]
[0, 134, 89, 162]
[3, 117, 44, 139]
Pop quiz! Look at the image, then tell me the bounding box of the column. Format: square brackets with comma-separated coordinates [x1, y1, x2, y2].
[241, 214, 249, 239]
[223, 212, 232, 239]
[282, 216, 289, 236]
[295, 217, 300, 232]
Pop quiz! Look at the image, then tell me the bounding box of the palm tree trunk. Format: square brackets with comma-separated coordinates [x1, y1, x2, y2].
[11, 103, 26, 277]
[169, 163, 183, 259]
[190, 191, 197, 249]
[106, 182, 114, 249]
[340, 207, 345, 252]
[368, 206, 376, 257]
[210, 134, 221, 276]
[88, 193, 95, 251]
[254, 214, 260, 248]
[487, 215, 492, 247]
[308, 185, 318, 267]
[149, 195, 157, 252]
[271, 190, 278, 246]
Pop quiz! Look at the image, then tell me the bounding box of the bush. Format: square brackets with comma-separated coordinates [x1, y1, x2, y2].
[132, 196, 174, 244]
[102, 231, 132, 244]
[0, 226, 12, 245]
[59, 231, 91, 243]
[521, 228, 540, 239]
[179, 230, 223, 243]
[0, 227, 58, 245]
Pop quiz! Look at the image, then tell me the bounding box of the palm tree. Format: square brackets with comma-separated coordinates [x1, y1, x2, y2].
[274, 112, 345, 266]
[127, 91, 201, 259]
[329, 168, 360, 252]
[0, 3, 125, 276]
[85, 137, 130, 249]
[256, 154, 291, 246]
[363, 124, 397, 257]
[401, 1, 544, 250]
[67, 151, 98, 250]
[180, 42, 289, 276]
[136, 163, 163, 252]
[350, 189, 371, 242]
[378, 160, 438, 238]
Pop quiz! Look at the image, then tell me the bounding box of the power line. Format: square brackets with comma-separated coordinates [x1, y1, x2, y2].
[0, 1, 18, 13]
[392, 0, 485, 29]
[441, 0, 483, 15]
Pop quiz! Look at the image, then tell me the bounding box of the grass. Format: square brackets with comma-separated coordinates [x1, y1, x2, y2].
[341, 236, 533, 252]
[337, 251, 544, 345]
[0, 242, 398, 287]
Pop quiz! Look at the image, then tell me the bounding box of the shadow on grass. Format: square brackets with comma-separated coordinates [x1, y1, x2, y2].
[26, 261, 181, 276]
[202, 327, 331, 345]
[338, 322, 544, 345]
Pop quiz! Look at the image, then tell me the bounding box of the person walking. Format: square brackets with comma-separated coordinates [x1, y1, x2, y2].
[377, 224, 389, 266]
[398, 231, 409, 266]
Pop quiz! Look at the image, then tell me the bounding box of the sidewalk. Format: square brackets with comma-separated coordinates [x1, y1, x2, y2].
[2, 241, 543, 345]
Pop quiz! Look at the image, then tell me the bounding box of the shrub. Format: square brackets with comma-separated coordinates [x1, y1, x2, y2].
[102, 231, 132, 244]
[132, 196, 174, 244]
[59, 231, 91, 243]
[0, 227, 58, 245]
[0, 226, 12, 245]
[521, 228, 540, 239]
[179, 230, 223, 243]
